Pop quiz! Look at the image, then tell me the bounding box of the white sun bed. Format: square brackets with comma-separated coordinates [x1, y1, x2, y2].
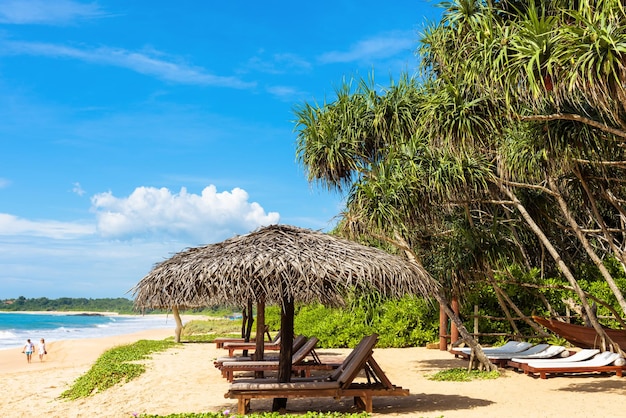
[523, 351, 626, 379]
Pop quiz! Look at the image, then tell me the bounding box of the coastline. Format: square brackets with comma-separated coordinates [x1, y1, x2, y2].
[0, 327, 175, 375]
[0, 310, 121, 316]
[0, 311, 201, 352]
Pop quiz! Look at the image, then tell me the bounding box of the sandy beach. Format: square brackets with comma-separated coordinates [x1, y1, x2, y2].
[1, 327, 625, 418]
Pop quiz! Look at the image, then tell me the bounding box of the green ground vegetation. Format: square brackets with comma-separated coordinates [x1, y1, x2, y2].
[60, 339, 178, 399]
[427, 368, 501, 382]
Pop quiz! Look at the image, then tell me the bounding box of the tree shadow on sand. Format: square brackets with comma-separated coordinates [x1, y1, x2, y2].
[411, 357, 469, 371]
[556, 377, 626, 394]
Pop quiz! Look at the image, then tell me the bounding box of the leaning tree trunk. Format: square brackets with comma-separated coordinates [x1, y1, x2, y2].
[434, 290, 498, 371]
[500, 182, 617, 351]
[549, 176, 626, 316]
[394, 234, 498, 371]
[487, 268, 550, 337]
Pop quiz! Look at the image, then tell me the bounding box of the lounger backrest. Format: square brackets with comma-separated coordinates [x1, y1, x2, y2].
[291, 337, 318, 364]
[327, 334, 375, 382]
[335, 334, 379, 387]
[291, 335, 307, 352]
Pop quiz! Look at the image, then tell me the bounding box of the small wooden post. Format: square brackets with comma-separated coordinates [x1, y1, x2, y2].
[439, 303, 448, 351]
[451, 297, 460, 344]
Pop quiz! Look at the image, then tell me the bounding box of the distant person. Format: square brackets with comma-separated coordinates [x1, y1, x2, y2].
[22, 339, 34, 363]
[37, 338, 47, 362]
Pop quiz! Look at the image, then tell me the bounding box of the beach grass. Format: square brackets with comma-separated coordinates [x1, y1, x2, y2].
[60, 339, 179, 399]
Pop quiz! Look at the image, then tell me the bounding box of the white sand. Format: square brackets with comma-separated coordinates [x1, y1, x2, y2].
[1, 328, 625, 417]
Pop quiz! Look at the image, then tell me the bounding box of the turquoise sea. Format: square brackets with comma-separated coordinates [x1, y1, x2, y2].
[0, 312, 175, 351]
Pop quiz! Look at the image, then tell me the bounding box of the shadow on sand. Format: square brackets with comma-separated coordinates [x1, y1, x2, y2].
[226, 393, 493, 416]
[556, 377, 626, 394]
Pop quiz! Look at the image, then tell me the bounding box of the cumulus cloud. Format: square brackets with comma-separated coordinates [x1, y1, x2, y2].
[0, 213, 95, 239]
[318, 31, 416, 64]
[91, 185, 280, 242]
[0, 41, 256, 89]
[0, 0, 106, 25]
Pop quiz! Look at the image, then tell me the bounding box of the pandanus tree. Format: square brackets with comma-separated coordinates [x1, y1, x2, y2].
[295, 77, 509, 370]
[295, 0, 626, 361]
[419, 0, 626, 351]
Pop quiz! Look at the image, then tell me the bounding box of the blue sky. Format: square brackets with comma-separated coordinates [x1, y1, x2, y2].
[0, 0, 440, 299]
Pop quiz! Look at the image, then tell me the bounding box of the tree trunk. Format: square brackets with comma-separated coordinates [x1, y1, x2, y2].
[396, 234, 497, 371]
[434, 290, 498, 371]
[548, 176, 626, 316]
[499, 182, 616, 351]
[172, 305, 183, 343]
[487, 269, 550, 337]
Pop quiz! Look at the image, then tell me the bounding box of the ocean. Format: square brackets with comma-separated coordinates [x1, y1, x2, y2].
[0, 312, 177, 351]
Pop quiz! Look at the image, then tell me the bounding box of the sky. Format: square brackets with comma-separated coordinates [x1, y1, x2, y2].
[0, 0, 442, 299]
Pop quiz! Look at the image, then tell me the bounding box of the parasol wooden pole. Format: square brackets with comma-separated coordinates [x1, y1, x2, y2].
[273, 296, 294, 412]
[254, 298, 266, 361]
[172, 305, 183, 343]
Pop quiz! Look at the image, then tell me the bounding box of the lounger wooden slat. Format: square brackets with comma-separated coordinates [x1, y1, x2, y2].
[222, 335, 305, 359]
[217, 337, 341, 382]
[214, 327, 276, 348]
[225, 333, 409, 414]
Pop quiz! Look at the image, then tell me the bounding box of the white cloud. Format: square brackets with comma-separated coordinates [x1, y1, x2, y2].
[72, 182, 85, 196]
[0, 41, 256, 89]
[0, 0, 106, 25]
[266, 85, 307, 101]
[318, 31, 416, 64]
[246, 52, 312, 75]
[0, 213, 95, 239]
[0, 177, 10, 188]
[91, 185, 280, 242]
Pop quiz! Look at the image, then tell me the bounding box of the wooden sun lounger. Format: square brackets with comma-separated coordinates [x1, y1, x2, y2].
[214, 327, 276, 348]
[217, 335, 307, 364]
[524, 351, 626, 379]
[450, 341, 533, 359]
[218, 337, 340, 382]
[225, 333, 409, 414]
[506, 347, 591, 372]
[482, 344, 551, 366]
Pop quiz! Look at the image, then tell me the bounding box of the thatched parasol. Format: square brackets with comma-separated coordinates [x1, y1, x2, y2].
[132, 224, 438, 399]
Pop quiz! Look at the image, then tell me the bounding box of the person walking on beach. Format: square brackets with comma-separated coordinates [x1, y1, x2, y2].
[22, 339, 34, 363]
[37, 338, 47, 362]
